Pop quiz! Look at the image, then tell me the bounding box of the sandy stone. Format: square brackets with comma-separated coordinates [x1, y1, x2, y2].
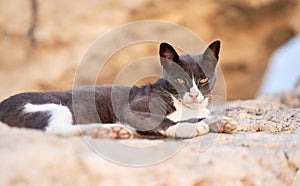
[258, 78, 300, 108]
[0, 100, 300, 186]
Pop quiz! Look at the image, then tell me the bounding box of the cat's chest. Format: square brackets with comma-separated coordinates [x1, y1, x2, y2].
[166, 96, 210, 122]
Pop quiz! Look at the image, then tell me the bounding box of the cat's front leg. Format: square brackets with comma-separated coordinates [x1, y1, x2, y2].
[160, 120, 210, 138]
[160, 115, 237, 138]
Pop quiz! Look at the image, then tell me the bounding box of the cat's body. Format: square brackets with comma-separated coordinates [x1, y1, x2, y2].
[0, 41, 234, 138]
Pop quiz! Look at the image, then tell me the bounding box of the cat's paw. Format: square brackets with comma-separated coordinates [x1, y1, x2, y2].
[164, 121, 209, 138]
[85, 124, 134, 139]
[205, 116, 237, 134]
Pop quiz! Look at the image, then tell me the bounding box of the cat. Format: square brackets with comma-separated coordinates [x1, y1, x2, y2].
[0, 40, 235, 139]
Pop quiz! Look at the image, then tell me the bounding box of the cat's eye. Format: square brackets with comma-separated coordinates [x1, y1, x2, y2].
[199, 77, 209, 84]
[176, 78, 185, 84]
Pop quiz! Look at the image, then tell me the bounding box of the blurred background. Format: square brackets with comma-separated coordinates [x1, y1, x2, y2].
[0, 0, 299, 100]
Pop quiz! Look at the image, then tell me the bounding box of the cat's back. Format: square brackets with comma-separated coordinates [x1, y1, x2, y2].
[0, 91, 70, 109]
[0, 91, 67, 123]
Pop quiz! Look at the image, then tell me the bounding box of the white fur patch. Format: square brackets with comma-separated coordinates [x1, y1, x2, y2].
[24, 103, 73, 133]
[182, 77, 204, 103]
[162, 121, 209, 138]
[23, 103, 134, 137]
[166, 95, 210, 122]
[167, 78, 210, 122]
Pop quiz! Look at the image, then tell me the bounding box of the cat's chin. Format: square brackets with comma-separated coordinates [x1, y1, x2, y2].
[183, 102, 204, 107]
[182, 101, 201, 104]
[181, 98, 208, 107]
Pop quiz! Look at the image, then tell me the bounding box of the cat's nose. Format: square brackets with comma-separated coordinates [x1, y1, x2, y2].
[189, 93, 199, 99]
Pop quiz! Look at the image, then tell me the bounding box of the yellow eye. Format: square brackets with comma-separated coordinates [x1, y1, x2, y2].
[199, 77, 209, 84]
[176, 78, 185, 84]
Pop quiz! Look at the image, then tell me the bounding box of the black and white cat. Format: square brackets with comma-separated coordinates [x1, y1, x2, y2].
[0, 40, 234, 139]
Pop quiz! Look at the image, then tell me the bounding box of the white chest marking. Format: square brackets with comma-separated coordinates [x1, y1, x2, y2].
[24, 103, 73, 133]
[166, 96, 210, 122]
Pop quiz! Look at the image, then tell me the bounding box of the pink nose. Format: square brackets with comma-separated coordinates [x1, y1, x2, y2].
[189, 93, 199, 99]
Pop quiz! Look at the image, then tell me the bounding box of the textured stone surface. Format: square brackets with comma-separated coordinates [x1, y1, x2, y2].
[258, 79, 300, 108]
[0, 0, 300, 100]
[227, 100, 300, 132]
[1, 100, 299, 186]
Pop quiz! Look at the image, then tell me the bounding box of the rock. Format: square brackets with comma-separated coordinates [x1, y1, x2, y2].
[1, 0, 300, 100]
[226, 100, 300, 132]
[1, 100, 300, 186]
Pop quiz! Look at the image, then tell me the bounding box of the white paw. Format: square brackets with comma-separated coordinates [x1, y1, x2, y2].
[164, 121, 209, 138]
[205, 116, 237, 133]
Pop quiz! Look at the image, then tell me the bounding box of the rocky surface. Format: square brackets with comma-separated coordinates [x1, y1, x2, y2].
[1, 0, 300, 100]
[258, 79, 300, 108]
[1, 100, 299, 186]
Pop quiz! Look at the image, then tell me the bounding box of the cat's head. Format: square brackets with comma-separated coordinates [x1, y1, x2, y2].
[159, 40, 220, 104]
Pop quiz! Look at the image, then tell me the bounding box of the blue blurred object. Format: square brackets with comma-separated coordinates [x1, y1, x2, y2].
[259, 36, 300, 94]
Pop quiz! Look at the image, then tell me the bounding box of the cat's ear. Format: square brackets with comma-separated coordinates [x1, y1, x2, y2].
[203, 40, 221, 62]
[159, 42, 180, 67]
